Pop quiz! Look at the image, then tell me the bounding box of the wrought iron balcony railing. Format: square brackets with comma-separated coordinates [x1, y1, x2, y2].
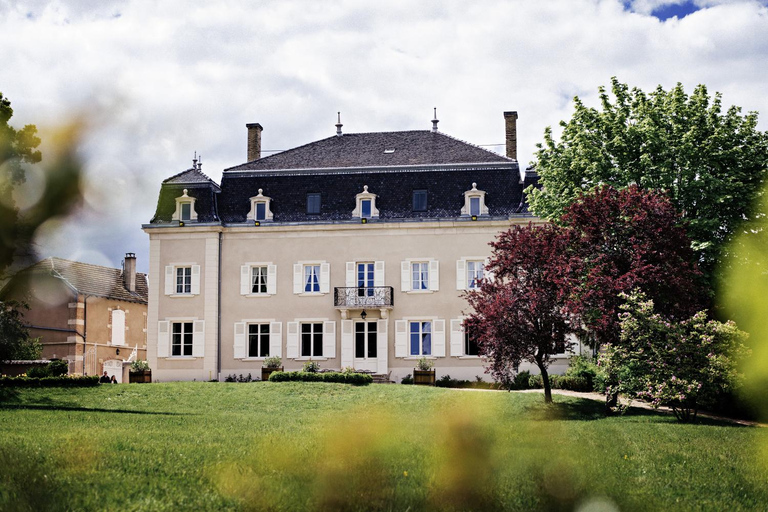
[334, 286, 394, 309]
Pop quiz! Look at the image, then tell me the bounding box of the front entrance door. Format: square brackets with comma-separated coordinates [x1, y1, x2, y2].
[353, 321, 378, 372]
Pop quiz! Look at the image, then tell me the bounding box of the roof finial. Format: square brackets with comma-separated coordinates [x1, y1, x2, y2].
[197, 154, 202, 170]
[192, 151, 198, 169]
[431, 107, 439, 132]
[335, 112, 343, 137]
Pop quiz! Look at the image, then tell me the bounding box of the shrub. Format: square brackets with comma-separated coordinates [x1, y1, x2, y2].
[564, 355, 601, 391]
[415, 357, 434, 371]
[268, 371, 372, 386]
[130, 360, 150, 372]
[263, 356, 282, 369]
[302, 361, 321, 373]
[435, 375, 455, 388]
[554, 376, 591, 392]
[510, 370, 531, 390]
[26, 365, 49, 378]
[401, 374, 414, 385]
[0, 375, 99, 387]
[47, 359, 69, 376]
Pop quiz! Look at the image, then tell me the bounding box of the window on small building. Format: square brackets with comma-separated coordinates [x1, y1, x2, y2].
[413, 190, 427, 211]
[301, 323, 324, 357]
[111, 309, 125, 346]
[172, 322, 194, 356]
[410, 321, 432, 356]
[307, 193, 321, 215]
[248, 323, 270, 358]
[176, 267, 192, 294]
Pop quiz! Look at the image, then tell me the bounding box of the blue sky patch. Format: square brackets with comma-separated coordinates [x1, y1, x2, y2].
[651, 1, 702, 20]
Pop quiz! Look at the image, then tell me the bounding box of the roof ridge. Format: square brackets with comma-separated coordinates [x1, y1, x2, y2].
[45, 256, 147, 277]
[162, 167, 219, 186]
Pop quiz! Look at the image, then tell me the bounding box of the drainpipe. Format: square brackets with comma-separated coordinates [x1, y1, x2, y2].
[217, 229, 222, 381]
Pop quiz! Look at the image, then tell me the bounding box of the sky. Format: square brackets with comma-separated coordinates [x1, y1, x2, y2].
[1, 0, 767, 274]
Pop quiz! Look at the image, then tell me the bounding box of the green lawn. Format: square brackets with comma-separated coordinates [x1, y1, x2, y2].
[0, 383, 766, 511]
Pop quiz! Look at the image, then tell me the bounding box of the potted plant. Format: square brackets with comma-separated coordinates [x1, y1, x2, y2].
[129, 360, 152, 383]
[261, 356, 283, 381]
[413, 357, 435, 385]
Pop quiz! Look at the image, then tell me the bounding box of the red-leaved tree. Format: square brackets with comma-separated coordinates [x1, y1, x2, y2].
[464, 223, 574, 403]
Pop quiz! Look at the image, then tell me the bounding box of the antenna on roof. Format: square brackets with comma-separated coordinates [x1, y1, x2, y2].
[432, 107, 439, 132]
[192, 151, 198, 169]
[335, 112, 343, 137]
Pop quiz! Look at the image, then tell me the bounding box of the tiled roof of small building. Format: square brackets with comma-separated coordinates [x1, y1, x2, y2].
[11, 257, 148, 303]
[226, 131, 513, 172]
[163, 167, 221, 187]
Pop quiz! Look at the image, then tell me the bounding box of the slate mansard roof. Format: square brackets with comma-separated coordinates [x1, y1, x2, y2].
[151, 129, 532, 225]
[3, 257, 148, 304]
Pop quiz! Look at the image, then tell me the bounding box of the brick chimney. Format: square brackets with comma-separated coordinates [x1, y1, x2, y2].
[503, 111, 518, 160]
[124, 253, 136, 293]
[246, 123, 263, 161]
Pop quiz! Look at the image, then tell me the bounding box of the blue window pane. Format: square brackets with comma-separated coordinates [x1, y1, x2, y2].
[361, 199, 371, 218]
[470, 197, 480, 216]
[181, 203, 191, 221]
[256, 202, 266, 220]
[307, 193, 321, 214]
[410, 332, 420, 355]
[413, 190, 427, 211]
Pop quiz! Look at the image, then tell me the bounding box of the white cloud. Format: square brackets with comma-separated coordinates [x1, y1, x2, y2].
[1, 0, 767, 272]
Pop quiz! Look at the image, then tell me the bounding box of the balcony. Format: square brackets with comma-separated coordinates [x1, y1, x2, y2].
[334, 286, 394, 313]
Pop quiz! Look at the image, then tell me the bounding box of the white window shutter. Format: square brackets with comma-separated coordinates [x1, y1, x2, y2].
[269, 322, 282, 357]
[450, 319, 464, 356]
[456, 259, 466, 291]
[400, 261, 410, 292]
[374, 261, 385, 287]
[320, 262, 330, 293]
[157, 321, 170, 358]
[286, 322, 299, 358]
[377, 319, 389, 374]
[395, 320, 407, 358]
[111, 310, 125, 346]
[346, 262, 356, 287]
[433, 319, 446, 357]
[267, 264, 277, 295]
[240, 265, 250, 295]
[234, 322, 246, 359]
[192, 320, 205, 357]
[429, 260, 440, 291]
[323, 321, 336, 358]
[341, 320, 353, 367]
[293, 264, 303, 294]
[191, 265, 201, 295]
[164, 266, 174, 295]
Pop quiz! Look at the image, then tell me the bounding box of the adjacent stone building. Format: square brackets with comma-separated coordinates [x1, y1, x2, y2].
[144, 112, 580, 382]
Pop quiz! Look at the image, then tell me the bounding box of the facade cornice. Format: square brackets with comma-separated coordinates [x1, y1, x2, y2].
[222, 161, 518, 179]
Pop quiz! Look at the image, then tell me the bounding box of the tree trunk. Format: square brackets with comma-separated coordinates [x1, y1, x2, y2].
[536, 358, 552, 403]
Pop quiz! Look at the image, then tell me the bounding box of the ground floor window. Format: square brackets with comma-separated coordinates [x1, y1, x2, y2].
[410, 321, 431, 356]
[172, 322, 193, 356]
[301, 323, 323, 357]
[465, 328, 479, 356]
[248, 323, 270, 358]
[355, 321, 377, 359]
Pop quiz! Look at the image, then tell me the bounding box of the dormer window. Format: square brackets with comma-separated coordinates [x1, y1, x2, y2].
[247, 189, 273, 222]
[461, 183, 489, 218]
[413, 190, 427, 211]
[352, 185, 379, 219]
[173, 189, 198, 222]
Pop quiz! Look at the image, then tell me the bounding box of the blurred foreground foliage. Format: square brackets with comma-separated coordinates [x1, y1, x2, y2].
[0, 92, 83, 279]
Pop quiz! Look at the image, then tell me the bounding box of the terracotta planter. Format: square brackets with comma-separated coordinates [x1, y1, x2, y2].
[413, 369, 435, 386]
[129, 370, 152, 383]
[261, 366, 284, 381]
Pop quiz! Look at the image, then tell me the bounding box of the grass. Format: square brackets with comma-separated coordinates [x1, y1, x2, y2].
[0, 383, 766, 511]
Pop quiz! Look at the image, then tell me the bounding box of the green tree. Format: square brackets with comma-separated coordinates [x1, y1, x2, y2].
[0, 92, 83, 277]
[0, 300, 42, 361]
[526, 78, 768, 283]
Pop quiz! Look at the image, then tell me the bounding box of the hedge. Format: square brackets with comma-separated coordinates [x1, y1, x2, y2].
[268, 371, 372, 386]
[527, 374, 591, 392]
[0, 375, 100, 388]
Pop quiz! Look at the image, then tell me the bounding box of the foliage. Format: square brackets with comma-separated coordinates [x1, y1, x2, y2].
[465, 223, 574, 403]
[302, 361, 320, 373]
[565, 355, 605, 392]
[129, 360, 150, 372]
[509, 370, 531, 390]
[0, 375, 98, 387]
[0, 300, 42, 361]
[263, 356, 282, 368]
[434, 374, 500, 389]
[526, 77, 768, 281]
[268, 370, 372, 385]
[224, 373, 253, 383]
[26, 359, 68, 378]
[600, 291, 749, 422]
[562, 185, 705, 349]
[401, 373, 413, 384]
[414, 357, 434, 371]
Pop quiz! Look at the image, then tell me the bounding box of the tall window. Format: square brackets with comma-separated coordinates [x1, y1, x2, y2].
[355, 321, 378, 359]
[176, 267, 192, 294]
[464, 328, 479, 356]
[411, 262, 429, 291]
[410, 321, 432, 356]
[251, 266, 268, 294]
[304, 265, 320, 292]
[412, 190, 427, 211]
[172, 322, 193, 356]
[180, 203, 191, 221]
[470, 197, 481, 216]
[255, 202, 266, 221]
[361, 199, 372, 218]
[307, 193, 321, 215]
[357, 262, 374, 297]
[301, 323, 323, 357]
[248, 324, 270, 358]
[467, 261, 484, 289]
